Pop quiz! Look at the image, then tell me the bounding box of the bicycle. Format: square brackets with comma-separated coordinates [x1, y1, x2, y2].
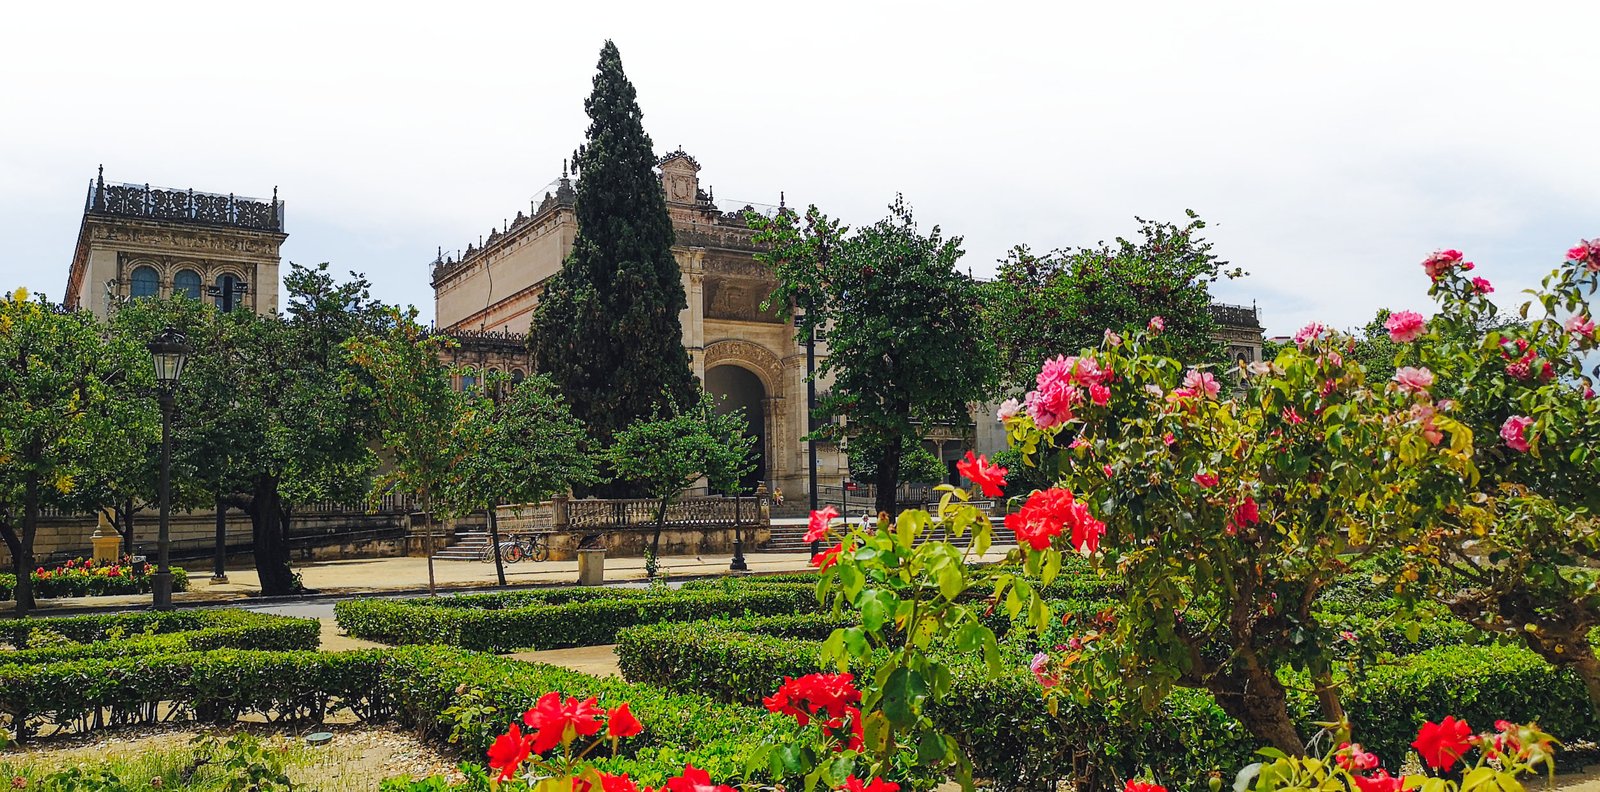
[478, 533, 550, 564]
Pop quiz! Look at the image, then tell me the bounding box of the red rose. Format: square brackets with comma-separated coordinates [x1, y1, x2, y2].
[1004, 488, 1105, 554]
[606, 703, 643, 739]
[1412, 716, 1473, 771]
[1125, 781, 1167, 792]
[486, 723, 532, 781]
[805, 506, 839, 544]
[955, 450, 1008, 498]
[599, 773, 640, 792]
[810, 542, 846, 571]
[841, 777, 900, 792]
[521, 692, 604, 754]
[662, 764, 736, 792]
[1352, 769, 1402, 792]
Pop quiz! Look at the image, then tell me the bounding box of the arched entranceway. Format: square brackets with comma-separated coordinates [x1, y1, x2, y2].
[706, 364, 767, 493]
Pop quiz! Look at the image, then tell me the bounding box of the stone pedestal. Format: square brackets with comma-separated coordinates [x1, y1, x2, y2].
[91, 534, 122, 563]
[577, 548, 605, 586]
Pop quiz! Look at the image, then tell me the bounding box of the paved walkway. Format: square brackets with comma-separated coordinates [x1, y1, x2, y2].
[20, 543, 1018, 614]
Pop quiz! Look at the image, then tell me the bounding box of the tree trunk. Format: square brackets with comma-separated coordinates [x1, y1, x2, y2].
[649, 496, 670, 573]
[249, 477, 296, 596]
[122, 499, 136, 557]
[486, 500, 507, 587]
[13, 474, 41, 614]
[1312, 667, 1346, 726]
[0, 520, 23, 614]
[1201, 654, 1305, 756]
[422, 494, 437, 597]
[873, 436, 903, 520]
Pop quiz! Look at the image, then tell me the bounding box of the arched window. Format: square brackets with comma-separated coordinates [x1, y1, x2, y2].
[130, 266, 159, 299]
[460, 370, 478, 392]
[174, 270, 202, 300]
[511, 369, 526, 384]
[215, 273, 242, 312]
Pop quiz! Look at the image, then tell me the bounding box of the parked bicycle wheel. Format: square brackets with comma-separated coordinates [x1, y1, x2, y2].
[528, 538, 549, 563]
[478, 543, 499, 564]
[501, 542, 526, 564]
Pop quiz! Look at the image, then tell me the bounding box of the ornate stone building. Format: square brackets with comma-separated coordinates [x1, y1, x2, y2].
[64, 168, 286, 317]
[430, 151, 847, 498]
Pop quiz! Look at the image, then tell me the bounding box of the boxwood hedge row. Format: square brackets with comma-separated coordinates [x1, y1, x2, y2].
[0, 610, 320, 665]
[334, 585, 821, 652]
[615, 615, 1600, 791]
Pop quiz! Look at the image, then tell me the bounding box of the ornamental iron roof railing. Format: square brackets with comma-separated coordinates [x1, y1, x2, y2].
[86, 168, 284, 232]
[1208, 302, 1262, 330]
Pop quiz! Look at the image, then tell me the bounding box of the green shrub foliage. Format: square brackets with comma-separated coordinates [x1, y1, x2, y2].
[0, 609, 319, 665]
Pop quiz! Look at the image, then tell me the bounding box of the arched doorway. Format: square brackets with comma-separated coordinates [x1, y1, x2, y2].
[706, 364, 767, 493]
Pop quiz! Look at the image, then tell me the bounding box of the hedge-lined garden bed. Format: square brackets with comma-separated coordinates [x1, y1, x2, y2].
[0, 644, 797, 787]
[334, 584, 821, 651]
[616, 613, 1600, 790]
[0, 609, 320, 665]
[0, 559, 190, 600]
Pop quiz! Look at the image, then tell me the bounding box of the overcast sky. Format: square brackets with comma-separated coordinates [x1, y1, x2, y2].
[3, 1, 1597, 336]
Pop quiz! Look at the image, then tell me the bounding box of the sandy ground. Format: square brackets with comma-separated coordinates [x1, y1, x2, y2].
[0, 722, 461, 790]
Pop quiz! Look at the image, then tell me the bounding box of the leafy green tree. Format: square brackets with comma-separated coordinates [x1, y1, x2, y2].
[983, 212, 1232, 389]
[605, 392, 755, 567]
[442, 373, 598, 585]
[179, 264, 384, 595]
[343, 307, 467, 596]
[848, 440, 947, 488]
[530, 40, 698, 495]
[750, 197, 995, 516]
[0, 288, 143, 612]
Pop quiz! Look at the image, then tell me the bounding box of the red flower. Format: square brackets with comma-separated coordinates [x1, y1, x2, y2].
[662, 764, 736, 792]
[522, 692, 604, 754]
[1004, 488, 1105, 554]
[1226, 497, 1260, 535]
[486, 723, 532, 781]
[956, 450, 1008, 498]
[811, 542, 846, 571]
[1192, 472, 1218, 488]
[599, 774, 640, 792]
[1124, 781, 1167, 792]
[607, 703, 643, 739]
[805, 506, 839, 544]
[1089, 383, 1111, 407]
[1412, 716, 1473, 771]
[1352, 769, 1402, 792]
[1471, 277, 1494, 294]
[764, 673, 863, 749]
[841, 777, 900, 792]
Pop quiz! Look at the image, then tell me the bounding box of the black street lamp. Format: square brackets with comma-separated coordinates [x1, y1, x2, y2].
[148, 327, 191, 610]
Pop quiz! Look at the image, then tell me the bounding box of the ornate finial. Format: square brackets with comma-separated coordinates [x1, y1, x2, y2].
[779, 191, 785, 210]
[504, 218, 508, 232]
[272, 186, 279, 203]
[97, 164, 104, 187]
[562, 158, 568, 178]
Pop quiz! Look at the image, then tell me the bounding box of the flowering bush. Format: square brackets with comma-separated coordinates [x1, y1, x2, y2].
[1383, 242, 1600, 708]
[484, 692, 647, 790]
[1001, 320, 1470, 753]
[0, 556, 187, 600]
[1234, 718, 1554, 792]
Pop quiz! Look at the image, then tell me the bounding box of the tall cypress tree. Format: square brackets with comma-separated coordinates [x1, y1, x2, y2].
[531, 40, 698, 496]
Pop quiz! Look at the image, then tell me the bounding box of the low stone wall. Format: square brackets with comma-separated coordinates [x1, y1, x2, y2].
[481, 523, 771, 561]
[3, 510, 411, 567]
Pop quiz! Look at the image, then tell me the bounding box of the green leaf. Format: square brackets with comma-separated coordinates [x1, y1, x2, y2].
[882, 666, 929, 726]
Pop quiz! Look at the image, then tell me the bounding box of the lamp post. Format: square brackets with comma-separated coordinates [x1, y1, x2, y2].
[804, 292, 820, 558]
[148, 327, 191, 610]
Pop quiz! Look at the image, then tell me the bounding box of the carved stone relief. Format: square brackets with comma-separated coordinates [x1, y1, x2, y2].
[704, 276, 782, 323]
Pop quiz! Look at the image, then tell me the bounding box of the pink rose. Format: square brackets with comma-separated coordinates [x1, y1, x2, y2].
[1148, 316, 1165, 333]
[1281, 406, 1305, 425]
[1471, 277, 1494, 294]
[1102, 464, 1114, 478]
[1182, 369, 1221, 399]
[1162, 432, 1176, 446]
[1293, 322, 1325, 350]
[1393, 366, 1434, 393]
[1192, 472, 1218, 488]
[1089, 383, 1111, 407]
[1500, 415, 1533, 453]
[1025, 384, 1081, 429]
[1422, 249, 1464, 280]
[1385, 310, 1426, 343]
[1144, 383, 1164, 398]
[1069, 437, 1090, 450]
[1567, 239, 1600, 272]
[1566, 314, 1596, 339]
[1104, 329, 1122, 347]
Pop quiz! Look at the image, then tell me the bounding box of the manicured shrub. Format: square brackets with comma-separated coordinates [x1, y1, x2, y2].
[0, 649, 388, 740]
[0, 610, 319, 665]
[335, 585, 820, 651]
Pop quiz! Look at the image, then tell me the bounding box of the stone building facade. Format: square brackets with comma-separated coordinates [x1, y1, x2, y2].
[64, 168, 286, 318]
[430, 151, 848, 499]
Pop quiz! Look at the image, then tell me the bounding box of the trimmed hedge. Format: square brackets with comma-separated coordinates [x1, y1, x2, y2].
[616, 615, 1600, 791]
[0, 649, 389, 739]
[0, 609, 320, 665]
[0, 566, 191, 600]
[381, 646, 801, 786]
[335, 585, 821, 652]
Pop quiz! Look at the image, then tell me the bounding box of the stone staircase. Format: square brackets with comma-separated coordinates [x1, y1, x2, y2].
[436, 530, 491, 561]
[762, 520, 989, 553]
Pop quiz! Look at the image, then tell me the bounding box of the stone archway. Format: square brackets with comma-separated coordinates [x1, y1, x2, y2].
[706, 364, 767, 492]
[703, 340, 785, 494]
